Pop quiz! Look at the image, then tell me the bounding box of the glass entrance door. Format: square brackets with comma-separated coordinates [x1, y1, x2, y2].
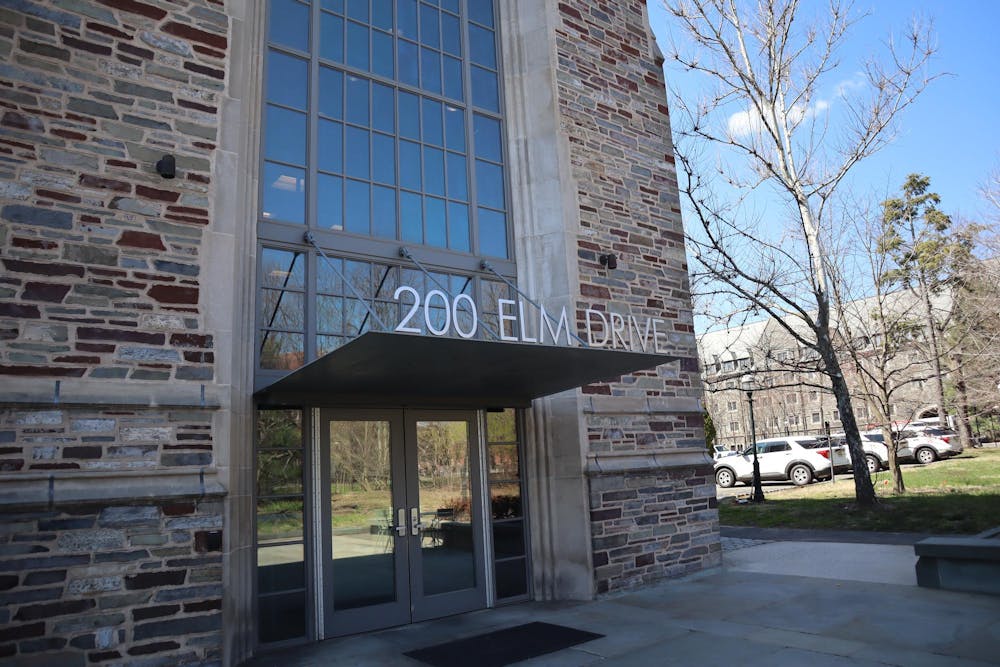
[320, 409, 487, 637]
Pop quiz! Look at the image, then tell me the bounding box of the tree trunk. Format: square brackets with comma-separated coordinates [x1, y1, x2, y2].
[817, 331, 877, 507]
[882, 424, 905, 494]
[950, 356, 973, 451]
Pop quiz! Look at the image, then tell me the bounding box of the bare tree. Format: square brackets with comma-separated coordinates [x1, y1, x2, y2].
[662, 0, 937, 506]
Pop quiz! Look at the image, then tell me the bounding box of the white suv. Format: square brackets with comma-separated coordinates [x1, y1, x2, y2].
[840, 428, 963, 471]
[714, 436, 851, 488]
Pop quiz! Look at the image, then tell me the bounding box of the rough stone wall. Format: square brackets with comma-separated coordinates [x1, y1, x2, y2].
[0, 2, 230, 663]
[553, 0, 720, 589]
[0, 499, 223, 665]
[0, 0, 225, 383]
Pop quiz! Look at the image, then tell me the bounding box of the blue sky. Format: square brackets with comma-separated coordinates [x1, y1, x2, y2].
[646, 0, 1000, 222]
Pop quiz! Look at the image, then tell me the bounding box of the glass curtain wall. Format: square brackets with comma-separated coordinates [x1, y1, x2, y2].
[256, 409, 307, 643]
[486, 408, 529, 601]
[258, 0, 513, 373]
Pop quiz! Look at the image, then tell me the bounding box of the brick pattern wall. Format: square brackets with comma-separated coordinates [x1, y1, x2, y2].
[0, 407, 213, 473]
[589, 466, 719, 593]
[0, 500, 223, 665]
[0, 0, 225, 383]
[554, 0, 719, 590]
[0, 2, 229, 663]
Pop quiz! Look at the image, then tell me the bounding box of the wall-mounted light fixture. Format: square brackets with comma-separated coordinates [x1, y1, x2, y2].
[155, 154, 176, 179]
[599, 253, 618, 270]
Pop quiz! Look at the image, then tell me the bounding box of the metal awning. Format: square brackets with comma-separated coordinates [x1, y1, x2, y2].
[254, 331, 676, 407]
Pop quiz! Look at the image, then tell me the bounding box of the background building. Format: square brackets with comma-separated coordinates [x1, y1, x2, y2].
[0, 1, 716, 665]
[698, 291, 951, 450]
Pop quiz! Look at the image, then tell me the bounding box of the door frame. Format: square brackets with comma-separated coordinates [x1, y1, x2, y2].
[316, 408, 491, 639]
[404, 409, 489, 623]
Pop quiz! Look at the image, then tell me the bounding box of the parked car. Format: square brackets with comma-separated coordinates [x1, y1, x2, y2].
[829, 431, 888, 474]
[714, 436, 851, 488]
[895, 428, 963, 464]
[713, 445, 738, 460]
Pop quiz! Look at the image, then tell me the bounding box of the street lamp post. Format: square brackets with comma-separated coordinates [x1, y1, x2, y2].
[741, 374, 765, 503]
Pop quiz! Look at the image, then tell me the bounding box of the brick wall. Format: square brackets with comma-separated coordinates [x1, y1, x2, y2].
[553, 0, 720, 590]
[0, 2, 230, 663]
[0, 0, 225, 383]
[0, 500, 223, 665]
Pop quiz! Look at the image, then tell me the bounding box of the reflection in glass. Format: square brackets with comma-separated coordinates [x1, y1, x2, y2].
[471, 65, 499, 111]
[469, 24, 496, 68]
[475, 160, 505, 209]
[401, 192, 423, 244]
[447, 202, 469, 252]
[372, 29, 394, 78]
[261, 248, 305, 289]
[269, 0, 310, 52]
[478, 208, 507, 258]
[346, 20, 369, 71]
[318, 173, 344, 230]
[422, 99, 443, 146]
[425, 197, 447, 249]
[318, 119, 344, 174]
[400, 141, 422, 191]
[258, 450, 304, 497]
[319, 66, 344, 118]
[257, 498, 304, 543]
[372, 83, 395, 133]
[420, 47, 442, 94]
[267, 50, 307, 109]
[320, 12, 344, 63]
[487, 409, 517, 442]
[420, 4, 440, 49]
[398, 0, 417, 39]
[345, 126, 370, 179]
[259, 331, 304, 370]
[398, 39, 419, 87]
[329, 420, 396, 610]
[261, 289, 304, 330]
[346, 75, 370, 125]
[474, 114, 502, 162]
[258, 545, 304, 594]
[445, 106, 466, 152]
[423, 147, 445, 197]
[317, 295, 344, 334]
[372, 0, 392, 30]
[416, 420, 475, 596]
[493, 520, 524, 558]
[469, 0, 495, 28]
[266, 106, 307, 166]
[442, 13, 461, 55]
[373, 185, 397, 239]
[262, 162, 305, 224]
[446, 153, 468, 201]
[345, 179, 370, 235]
[443, 56, 463, 100]
[346, 0, 368, 23]
[373, 133, 396, 185]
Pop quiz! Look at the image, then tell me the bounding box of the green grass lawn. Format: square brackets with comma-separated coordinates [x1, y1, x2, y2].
[718, 448, 1000, 534]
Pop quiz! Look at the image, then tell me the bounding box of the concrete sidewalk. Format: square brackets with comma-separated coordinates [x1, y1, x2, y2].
[248, 533, 1000, 666]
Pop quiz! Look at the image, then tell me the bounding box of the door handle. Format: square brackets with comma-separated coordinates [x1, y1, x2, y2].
[395, 508, 407, 537]
[410, 507, 424, 536]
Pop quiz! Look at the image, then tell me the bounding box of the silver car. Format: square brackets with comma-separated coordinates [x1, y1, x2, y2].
[714, 436, 851, 488]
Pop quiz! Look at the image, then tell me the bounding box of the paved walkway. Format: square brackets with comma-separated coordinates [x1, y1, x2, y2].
[248, 529, 1000, 666]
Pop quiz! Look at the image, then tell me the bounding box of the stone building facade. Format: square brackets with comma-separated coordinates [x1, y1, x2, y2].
[0, 1, 717, 665]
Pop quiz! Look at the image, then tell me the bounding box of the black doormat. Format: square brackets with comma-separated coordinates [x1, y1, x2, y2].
[403, 621, 603, 667]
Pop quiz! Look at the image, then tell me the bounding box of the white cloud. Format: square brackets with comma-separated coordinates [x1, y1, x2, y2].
[727, 99, 831, 138]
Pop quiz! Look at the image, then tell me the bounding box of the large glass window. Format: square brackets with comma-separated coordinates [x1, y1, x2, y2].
[261, 0, 508, 256]
[257, 409, 307, 643]
[259, 0, 512, 374]
[486, 408, 529, 600]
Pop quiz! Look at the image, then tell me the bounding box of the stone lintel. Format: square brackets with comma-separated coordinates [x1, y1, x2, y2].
[584, 396, 703, 415]
[0, 377, 223, 409]
[0, 469, 227, 510]
[586, 447, 712, 476]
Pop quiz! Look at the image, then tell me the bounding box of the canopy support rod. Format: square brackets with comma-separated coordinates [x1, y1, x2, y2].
[480, 260, 590, 348]
[305, 232, 388, 331]
[399, 247, 501, 340]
